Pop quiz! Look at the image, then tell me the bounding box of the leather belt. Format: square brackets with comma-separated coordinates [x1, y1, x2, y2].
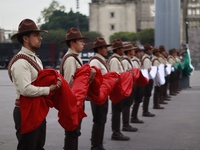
[15, 99, 20, 107]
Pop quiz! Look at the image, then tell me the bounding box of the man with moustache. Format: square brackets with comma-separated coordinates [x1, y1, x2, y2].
[89, 37, 111, 150]
[9, 19, 61, 150]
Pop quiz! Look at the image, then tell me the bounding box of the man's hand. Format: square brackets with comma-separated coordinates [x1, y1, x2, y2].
[89, 68, 96, 83]
[50, 77, 62, 91]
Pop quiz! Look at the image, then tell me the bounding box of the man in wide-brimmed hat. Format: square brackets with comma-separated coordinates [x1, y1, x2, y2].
[141, 43, 155, 117]
[60, 27, 96, 150]
[108, 39, 130, 141]
[131, 47, 145, 124]
[9, 19, 61, 150]
[152, 47, 165, 110]
[121, 43, 139, 132]
[88, 37, 111, 150]
[168, 48, 178, 96]
[158, 45, 171, 103]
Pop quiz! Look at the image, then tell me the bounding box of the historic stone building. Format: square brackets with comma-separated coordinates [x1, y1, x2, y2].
[89, 0, 154, 42]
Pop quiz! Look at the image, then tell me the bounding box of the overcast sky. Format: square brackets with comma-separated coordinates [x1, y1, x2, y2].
[0, 0, 91, 30]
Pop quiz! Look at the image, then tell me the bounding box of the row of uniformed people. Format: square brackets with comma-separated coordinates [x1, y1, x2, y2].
[10, 18, 182, 150]
[60, 30, 182, 150]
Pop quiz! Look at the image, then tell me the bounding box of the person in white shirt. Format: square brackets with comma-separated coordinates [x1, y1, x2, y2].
[60, 27, 93, 150]
[121, 43, 139, 132]
[141, 43, 155, 117]
[9, 19, 61, 150]
[131, 47, 145, 123]
[108, 39, 130, 141]
[89, 37, 111, 150]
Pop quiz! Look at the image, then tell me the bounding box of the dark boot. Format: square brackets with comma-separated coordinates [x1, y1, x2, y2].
[131, 102, 144, 123]
[64, 136, 78, 150]
[111, 131, 130, 141]
[91, 123, 105, 150]
[143, 97, 155, 117]
[122, 106, 138, 132]
[153, 87, 164, 109]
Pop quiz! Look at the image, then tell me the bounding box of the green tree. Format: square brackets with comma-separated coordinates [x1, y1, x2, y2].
[40, 10, 89, 32]
[137, 28, 154, 46]
[109, 32, 137, 43]
[41, 29, 65, 43]
[82, 31, 102, 43]
[38, 0, 65, 24]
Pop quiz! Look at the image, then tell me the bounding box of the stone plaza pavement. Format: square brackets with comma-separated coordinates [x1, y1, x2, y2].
[0, 70, 200, 150]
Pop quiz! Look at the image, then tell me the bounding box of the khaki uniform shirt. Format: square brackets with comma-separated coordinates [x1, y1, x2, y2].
[152, 56, 160, 67]
[159, 55, 167, 65]
[168, 55, 176, 66]
[109, 53, 124, 74]
[89, 53, 108, 75]
[11, 46, 50, 99]
[141, 53, 152, 69]
[63, 48, 83, 85]
[131, 56, 141, 68]
[176, 56, 181, 64]
[122, 56, 133, 71]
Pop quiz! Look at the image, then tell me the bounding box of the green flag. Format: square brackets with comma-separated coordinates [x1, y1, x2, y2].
[182, 45, 194, 76]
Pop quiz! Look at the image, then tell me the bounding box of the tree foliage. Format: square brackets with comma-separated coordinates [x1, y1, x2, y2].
[109, 32, 137, 43]
[82, 31, 102, 43]
[41, 29, 65, 43]
[38, 0, 65, 24]
[40, 10, 89, 32]
[137, 28, 154, 46]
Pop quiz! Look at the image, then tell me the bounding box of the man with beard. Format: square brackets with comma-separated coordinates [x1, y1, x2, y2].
[89, 37, 111, 150]
[9, 19, 61, 150]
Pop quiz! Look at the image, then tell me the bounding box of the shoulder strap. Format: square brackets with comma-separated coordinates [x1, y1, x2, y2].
[8, 54, 42, 82]
[152, 58, 160, 66]
[168, 56, 176, 62]
[108, 55, 125, 71]
[141, 56, 150, 66]
[122, 57, 133, 68]
[132, 59, 141, 67]
[89, 56, 109, 72]
[60, 54, 83, 76]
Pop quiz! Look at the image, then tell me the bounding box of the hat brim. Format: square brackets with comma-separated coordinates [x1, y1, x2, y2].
[60, 37, 89, 43]
[110, 46, 124, 51]
[11, 30, 48, 39]
[123, 47, 137, 52]
[89, 44, 112, 51]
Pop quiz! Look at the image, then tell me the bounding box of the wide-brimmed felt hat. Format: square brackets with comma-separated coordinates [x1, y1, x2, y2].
[90, 37, 111, 50]
[169, 48, 177, 55]
[159, 45, 166, 51]
[135, 47, 143, 53]
[110, 39, 124, 50]
[11, 19, 47, 39]
[123, 43, 137, 51]
[144, 43, 153, 51]
[152, 47, 160, 54]
[60, 27, 89, 43]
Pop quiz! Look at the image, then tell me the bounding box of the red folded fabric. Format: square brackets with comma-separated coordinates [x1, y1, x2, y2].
[110, 71, 134, 104]
[88, 69, 119, 105]
[19, 65, 90, 134]
[136, 71, 149, 86]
